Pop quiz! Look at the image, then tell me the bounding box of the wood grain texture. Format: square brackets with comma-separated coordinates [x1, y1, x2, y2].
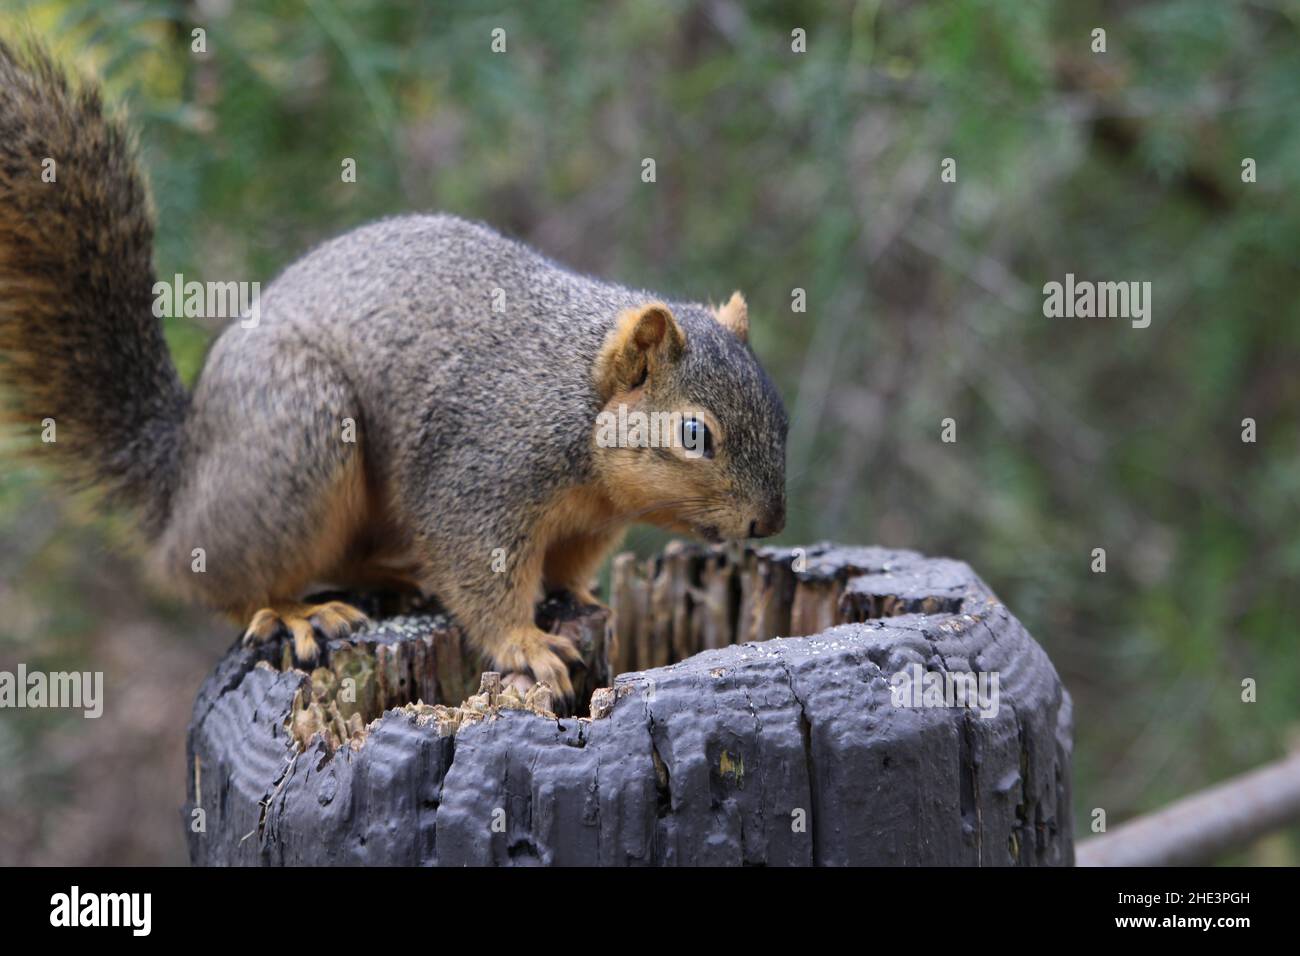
[185, 543, 1074, 866]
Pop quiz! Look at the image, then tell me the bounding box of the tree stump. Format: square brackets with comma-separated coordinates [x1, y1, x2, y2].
[184, 543, 1074, 865]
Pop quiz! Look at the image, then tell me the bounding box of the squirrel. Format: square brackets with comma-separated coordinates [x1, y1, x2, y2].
[0, 38, 787, 705]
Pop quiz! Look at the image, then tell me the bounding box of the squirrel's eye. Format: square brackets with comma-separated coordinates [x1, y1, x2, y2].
[682, 418, 714, 459]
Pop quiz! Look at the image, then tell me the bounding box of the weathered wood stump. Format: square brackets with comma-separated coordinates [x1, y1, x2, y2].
[185, 543, 1074, 865]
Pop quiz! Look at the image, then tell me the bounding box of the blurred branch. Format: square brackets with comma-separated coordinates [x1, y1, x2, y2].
[1077, 750, 1300, 866]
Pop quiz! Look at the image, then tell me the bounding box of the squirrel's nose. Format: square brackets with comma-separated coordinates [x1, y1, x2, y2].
[748, 499, 786, 539]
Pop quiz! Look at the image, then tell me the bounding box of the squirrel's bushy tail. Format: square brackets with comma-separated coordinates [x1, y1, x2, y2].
[0, 37, 188, 536]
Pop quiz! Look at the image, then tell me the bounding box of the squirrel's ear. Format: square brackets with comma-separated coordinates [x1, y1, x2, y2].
[594, 302, 685, 398]
[714, 291, 748, 342]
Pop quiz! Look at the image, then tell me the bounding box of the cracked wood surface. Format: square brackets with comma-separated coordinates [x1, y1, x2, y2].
[185, 542, 1074, 866]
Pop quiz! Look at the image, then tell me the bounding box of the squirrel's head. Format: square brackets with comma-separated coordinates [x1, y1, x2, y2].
[591, 294, 787, 542]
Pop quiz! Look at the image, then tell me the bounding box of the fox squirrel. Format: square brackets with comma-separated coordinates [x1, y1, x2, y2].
[0, 39, 787, 705]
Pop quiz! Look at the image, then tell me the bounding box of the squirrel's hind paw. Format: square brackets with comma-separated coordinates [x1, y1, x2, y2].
[242, 600, 370, 664]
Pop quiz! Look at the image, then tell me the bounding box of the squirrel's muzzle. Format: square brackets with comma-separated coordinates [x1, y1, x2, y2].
[748, 498, 786, 539]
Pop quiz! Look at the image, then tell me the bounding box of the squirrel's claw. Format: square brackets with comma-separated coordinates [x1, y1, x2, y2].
[496, 627, 579, 711]
[242, 600, 370, 664]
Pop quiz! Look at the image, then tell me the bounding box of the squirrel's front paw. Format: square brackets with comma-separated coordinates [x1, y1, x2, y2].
[494, 627, 581, 708]
[242, 600, 370, 664]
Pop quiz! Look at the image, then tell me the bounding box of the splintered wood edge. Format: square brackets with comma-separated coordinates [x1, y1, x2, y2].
[282, 541, 990, 754]
[285, 664, 639, 753]
[608, 541, 991, 673]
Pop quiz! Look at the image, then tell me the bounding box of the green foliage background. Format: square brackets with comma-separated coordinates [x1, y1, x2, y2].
[1, 0, 1297, 863]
